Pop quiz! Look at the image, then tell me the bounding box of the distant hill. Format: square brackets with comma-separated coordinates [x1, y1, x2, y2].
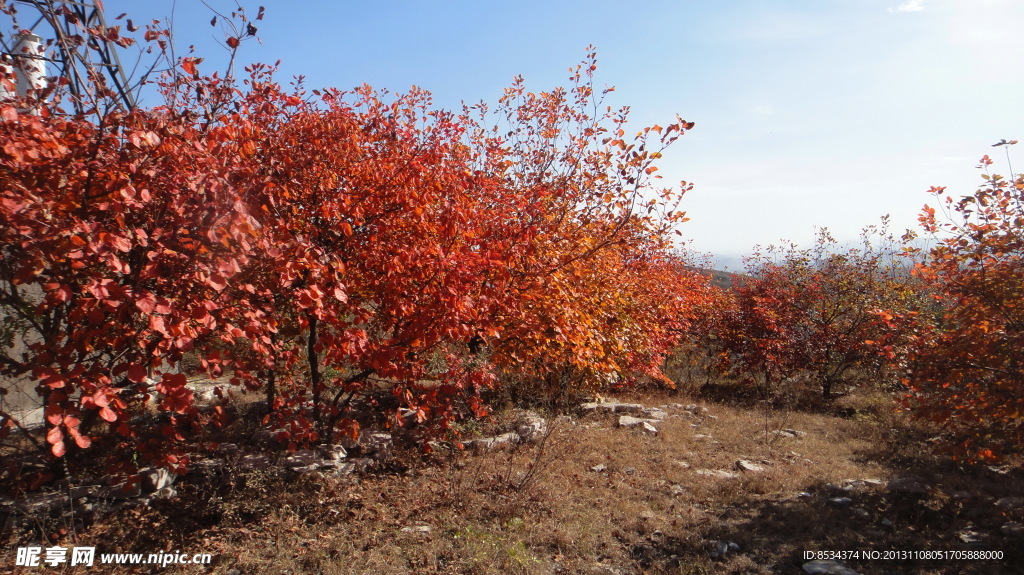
[697, 268, 747, 290]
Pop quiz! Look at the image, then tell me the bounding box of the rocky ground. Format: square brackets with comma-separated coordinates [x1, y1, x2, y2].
[2, 393, 1023, 574]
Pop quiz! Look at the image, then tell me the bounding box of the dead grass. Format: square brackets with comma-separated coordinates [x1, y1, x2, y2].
[3, 392, 1022, 574]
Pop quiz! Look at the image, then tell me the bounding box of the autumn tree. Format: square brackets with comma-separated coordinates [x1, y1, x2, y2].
[882, 151, 1024, 461]
[720, 223, 919, 402]
[1, 5, 699, 471]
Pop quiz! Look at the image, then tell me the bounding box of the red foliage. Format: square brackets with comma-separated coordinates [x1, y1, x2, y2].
[0, 21, 700, 469]
[718, 225, 917, 401]
[881, 158, 1024, 462]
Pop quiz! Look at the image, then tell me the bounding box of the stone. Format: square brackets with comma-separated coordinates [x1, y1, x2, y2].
[361, 431, 393, 458]
[188, 459, 224, 475]
[617, 415, 646, 428]
[802, 560, 860, 575]
[694, 469, 739, 480]
[238, 454, 272, 471]
[400, 524, 432, 535]
[887, 476, 927, 495]
[99, 481, 142, 500]
[146, 486, 177, 504]
[880, 518, 895, 530]
[693, 434, 714, 441]
[590, 464, 608, 473]
[994, 496, 1024, 510]
[317, 444, 348, 462]
[708, 540, 741, 558]
[514, 410, 548, 442]
[14, 493, 70, 515]
[466, 432, 519, 452]
[641, 408, 667, 420]
[674, 460, 691, 469]
[331, 462, 358, 476]
[709, 541, 728, 558]
[958, 528, 984, 544]
[612, 403, 645, 415]
[1001, 521, 1024, 536]
[640, 422, 658, 435]
[290, 464, 322, 475]
[623, 467, 637, 476]
[828, 497, 853, 507]
[216, 442, 240, 456]
[669, 484, 686, 496]
[283, 450, 318, 468]
[853, 507, 870, 518]
[68, 485, 101, 499]
[139, 467, 176, 493]
[735, 459, 764, 473]
[768, 429, 805, 440]
[827, 482, 854, 494]
[840, 478, 883, 490]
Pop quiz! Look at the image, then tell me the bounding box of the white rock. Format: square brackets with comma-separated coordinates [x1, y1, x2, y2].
[238, 454, 272, 471]
[1001, 521, 1024, 536]
[466, 432, 519, 452]
[283, 449, 318, 468]
[694, 469, 739, 480]
[828, 497, 853, 507]
[188, 459, 224, 475]
[618, 415, 646, 428]
[317, 444, 348, 462]
[515, 410, 548, 442]
[361, 432, 393, 458]
[995, 496, 1024, 510]
[400, 524, 432, 535]
[735, 460, 765, 473]
[290, 464, 322, 474]
[641, 408, 667, 420]
[958, 529, 984, 543]
[149, 486, 177, 501]
[139, 467, 176, 493]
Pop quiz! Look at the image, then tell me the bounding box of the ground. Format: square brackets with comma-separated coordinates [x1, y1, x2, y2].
[2, 391, 1023, 574]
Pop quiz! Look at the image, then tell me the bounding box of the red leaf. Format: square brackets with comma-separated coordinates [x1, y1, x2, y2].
[181, 57, 200, 76]
[127, 364, 148, 383]
[99, 406, 118, 423]
[135, 291, 157, 313]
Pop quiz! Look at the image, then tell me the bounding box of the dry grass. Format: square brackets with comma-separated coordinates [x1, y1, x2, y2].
[3, 391, 1023, 574]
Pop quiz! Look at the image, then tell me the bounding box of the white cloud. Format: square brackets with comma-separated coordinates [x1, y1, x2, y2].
[889, 0, 927, 13]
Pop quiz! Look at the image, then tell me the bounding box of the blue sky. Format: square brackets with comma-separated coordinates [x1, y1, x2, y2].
[13, 0, 1024, 262]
